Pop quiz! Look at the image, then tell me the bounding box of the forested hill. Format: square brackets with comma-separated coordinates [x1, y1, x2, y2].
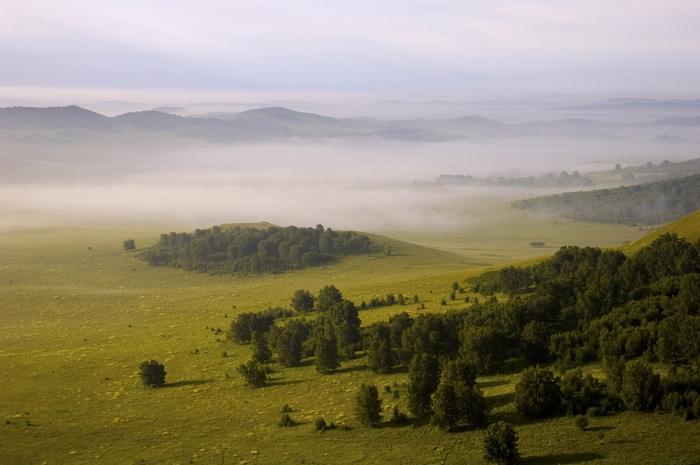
[139, 224, 370, 274]
[512, 173, 700, 225]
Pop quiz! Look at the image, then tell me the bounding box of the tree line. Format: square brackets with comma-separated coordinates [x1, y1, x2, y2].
[139, 224, 370, 274]
[512, 173, 700, 225]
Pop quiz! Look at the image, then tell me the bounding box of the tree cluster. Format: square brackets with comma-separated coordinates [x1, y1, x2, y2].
[467, 232, 700, 417]
[140, 224, 370, 274]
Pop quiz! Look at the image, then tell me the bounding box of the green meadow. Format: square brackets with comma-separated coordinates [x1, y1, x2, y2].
[2, 206, 699, 464]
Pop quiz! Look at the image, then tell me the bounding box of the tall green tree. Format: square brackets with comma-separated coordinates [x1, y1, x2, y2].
[430, 382, 460, 430]
[316, 285, 343, 311]
[515, 366, 562, 418]
[483, 421, 520, 465]
[354, 383, 382, 427]
[250, 331, 272, 364]
[408, 353, 441, 416]
[313, 325, 340, 374]
[621, 361, 662, 411]
[290, 289, 315, 313]
[365, 322, 394, 374]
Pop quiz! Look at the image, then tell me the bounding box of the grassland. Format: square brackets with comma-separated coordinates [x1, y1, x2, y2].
[1, 216, 699, 464]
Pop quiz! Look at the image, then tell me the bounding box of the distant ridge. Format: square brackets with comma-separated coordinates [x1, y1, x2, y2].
[0, 105, 115, 131]
[2, 104, 700, 143]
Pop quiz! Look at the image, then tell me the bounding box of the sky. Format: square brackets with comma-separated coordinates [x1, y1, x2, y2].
[1, 0, 700, 102]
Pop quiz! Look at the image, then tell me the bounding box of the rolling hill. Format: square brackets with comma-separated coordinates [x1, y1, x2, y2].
[2, 104, 700, 143]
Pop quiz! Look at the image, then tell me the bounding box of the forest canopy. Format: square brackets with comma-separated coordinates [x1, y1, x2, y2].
[512, 173, 700, 225]
[140, 224, 370, 274]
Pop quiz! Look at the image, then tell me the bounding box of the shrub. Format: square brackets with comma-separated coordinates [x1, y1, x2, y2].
[138, 360, 166, 387]
[123, 239, 136, 251]
[279, 413, 295, 427]
[314, 417, 327, 431]
[574, 415, 589, 431]
[483, 421, 519, 465]
[236, 360, 267, 388]
[281, 404, 292, 413]
[390, 406, 409, 424]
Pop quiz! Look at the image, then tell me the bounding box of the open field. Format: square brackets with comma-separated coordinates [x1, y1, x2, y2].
[2, 217, 699, 464]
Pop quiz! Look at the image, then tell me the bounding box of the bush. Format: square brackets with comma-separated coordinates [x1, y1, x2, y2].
[314, 417, 327, 431]
[138, 360, 166, 387]
[123, 239, 136, 251]
[483, 421, 520, 465]
[574, 415, 589, 431]
[390, 406, 409, 424]
[236, 360, 267, 388]
[279, 413, 295, 427]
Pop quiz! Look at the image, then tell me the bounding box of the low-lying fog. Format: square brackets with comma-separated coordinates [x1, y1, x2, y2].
[1, 136, 697, 233]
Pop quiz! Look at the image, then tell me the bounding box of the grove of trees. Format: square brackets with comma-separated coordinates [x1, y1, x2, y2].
[140, 224, 370, 274]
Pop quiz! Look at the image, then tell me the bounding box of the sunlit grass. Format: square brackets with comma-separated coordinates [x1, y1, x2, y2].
[1, 218, 699, 464]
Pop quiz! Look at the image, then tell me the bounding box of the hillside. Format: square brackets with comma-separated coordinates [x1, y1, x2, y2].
[620, 207, 700, 255]
[512, 173, 700, 225]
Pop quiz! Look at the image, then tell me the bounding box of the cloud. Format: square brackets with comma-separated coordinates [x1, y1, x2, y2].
[1, 1, 699, 94]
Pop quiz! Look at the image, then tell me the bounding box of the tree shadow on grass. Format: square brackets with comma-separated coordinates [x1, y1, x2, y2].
[267, 379, 306, 387]
[587, 425, 615, 432]
[479, 380, 508, 389]
[520, 452, 605, 464]
[486, 391, 515, 409]
[164, 379, 213, 388]
[334, 364, 368, 374]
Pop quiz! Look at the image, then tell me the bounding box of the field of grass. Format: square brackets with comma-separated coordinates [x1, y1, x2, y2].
[1, 216, 699, 464]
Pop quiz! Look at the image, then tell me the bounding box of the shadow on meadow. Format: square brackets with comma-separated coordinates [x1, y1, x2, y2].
[163, 379, 213, 388]
[478, 379, 508, 389]
[520, 452, 605, 464]
[486, 391, 515, 409]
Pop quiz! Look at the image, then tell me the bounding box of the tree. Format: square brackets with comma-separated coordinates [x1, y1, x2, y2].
[291, 289, 315, 313]
[365, 322, 394, 374]
[431, 382, 459, 430]
[407, 353, 441, 416]
[237, 360, 267, 388]
[316, 285, 343, 312]
[314, 325, 340, 374]
[250, 331, 272, 364]
[483, 421, 520, 465]
[354, 383, 382, 427]
[139, 359, 166, 387]
[431, 358, 487, 430]
[123, 239, 136, 251]
[621, 361, 662, 411]
[329, 300, 361, 358]
[226, 312, 274, 345]
[269, 320, 311, 367]
[515, 366, 562, 418]
[520, 320, 550, 364]
[460, 325, 508, 375]
[601, 355, 626, 393]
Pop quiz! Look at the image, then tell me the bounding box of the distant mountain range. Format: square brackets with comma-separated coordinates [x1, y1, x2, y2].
[1, 104, 699, 143]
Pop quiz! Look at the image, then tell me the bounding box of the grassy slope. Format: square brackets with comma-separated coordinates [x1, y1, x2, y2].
[620, 208, 700, 255]
[2, 217, 700, 464]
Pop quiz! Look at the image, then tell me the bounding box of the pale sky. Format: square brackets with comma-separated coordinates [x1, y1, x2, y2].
[2, 0, 700, 101]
